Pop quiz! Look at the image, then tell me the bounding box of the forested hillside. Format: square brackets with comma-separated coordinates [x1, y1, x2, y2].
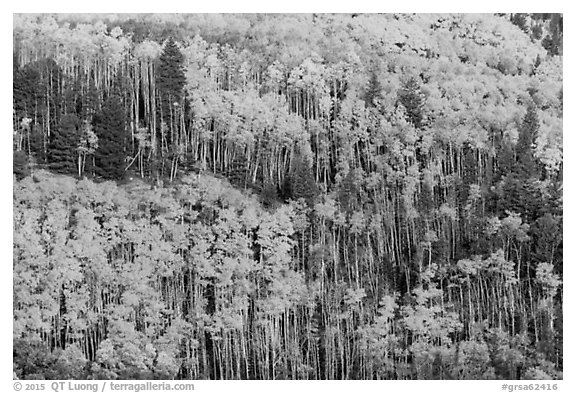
[13, 13, 563, 380]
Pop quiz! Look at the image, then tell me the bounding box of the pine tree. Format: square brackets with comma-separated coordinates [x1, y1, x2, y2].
[364, 69, 382, 109]
[157, 37, 186, 135]
[47, 114, 80, 175]
[13, 150, 30, 180]
[260, 180, 280, 208]
[81, 78, 99, 119]
[542, 14, 562, 56]
[516, 103, 539, 177]
[157, 37, 186, 101]
[398, 76, 426, 129]
[510, 14, 528, 33]
[227, 152, 248, 189]
[499, 103, 543, 219]
[288, 153, 318, 204]
[338, 169, 359, 212]
[13, 59, 57, 160]
[13, 60, 41, 118]
[93, 96, 127, 180]
[531, 24, 543, 40]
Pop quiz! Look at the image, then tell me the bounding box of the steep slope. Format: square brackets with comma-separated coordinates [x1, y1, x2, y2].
[13, 13, 562, 380]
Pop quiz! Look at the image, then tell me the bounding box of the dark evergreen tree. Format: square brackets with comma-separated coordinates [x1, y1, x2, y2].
[37, 58, 64, 128]
[532, 54, 542, 76]
[531, 24, 543, 40]
[157, 37, 186, 147]
[13, 59, 62, 161]
[47, 114, 80, 175]
[398, 77, 429, 170]
[516, 103, 539, 177]
[542, 35, 555, 56]
[260, 180, 280, 208]
[510, 13, 528, 33]
[542, 14, 563, 56]
[93, 96, 127, 180]
[79, 78, 99, 120]
[398, 76, 426, 129]
[227, 152, 248, 189]
[62, 77, 82, 117]
[288, 153, 318, 204]
[338, 169, 360, 212]
[13, 151, 30, 180]
[498, 104, 543, 220]
[498, 175, 543, 221]
[364, 69, 382, 109]
[495, 133, 516, 181]
[157, 37, 186, 102]
[13, 60, 41, 118]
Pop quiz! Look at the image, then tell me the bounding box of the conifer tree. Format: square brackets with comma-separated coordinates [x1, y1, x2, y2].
[288, 153, 318, 204]
[260, 180, 280, 208]
[398, 76, 426, 129]
[47, 114, 80, 175]
[364, 69, 382, 109]
[157, 37, 186, 148]
[499, 104, 542, 219]
[93, 96, 127, 180]
[338, 169, 359, 212]
[510, 13, 528, 33]
[157, 37, 186, 103]
[531, 24, 543, 40]
[516, 103, 540, 177]
[13, 150, 30, 180]
[227, 152, 248, 189]
[13, 61, 41, 118]
[542, 14, 563, 56]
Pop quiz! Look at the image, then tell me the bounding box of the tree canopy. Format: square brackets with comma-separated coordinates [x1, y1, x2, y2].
[13, 13, 562, 381]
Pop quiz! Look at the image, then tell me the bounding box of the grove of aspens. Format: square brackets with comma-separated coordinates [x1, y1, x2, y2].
[12, 13, 563, 380]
